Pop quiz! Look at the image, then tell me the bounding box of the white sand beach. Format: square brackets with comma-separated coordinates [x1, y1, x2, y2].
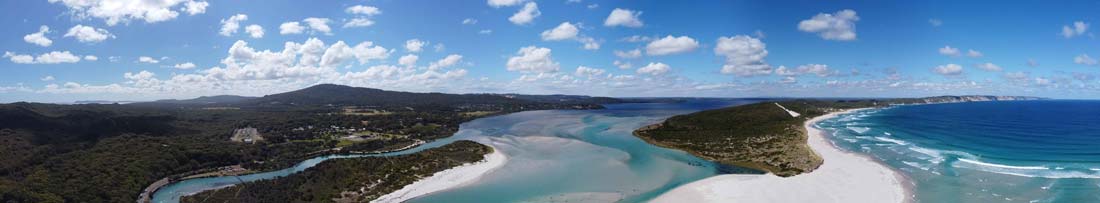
[651, 108, 910, 203]
[371, 145, 508, 203]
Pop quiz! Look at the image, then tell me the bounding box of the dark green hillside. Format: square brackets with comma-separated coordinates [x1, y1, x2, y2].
[139, 95, 257, 105]
[634, 101, 837, 177]
[247, 84, 619, 110]
[249, 84, 524, 107]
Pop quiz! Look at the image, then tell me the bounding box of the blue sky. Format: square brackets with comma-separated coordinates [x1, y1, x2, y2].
[3, 0, 1100, 103]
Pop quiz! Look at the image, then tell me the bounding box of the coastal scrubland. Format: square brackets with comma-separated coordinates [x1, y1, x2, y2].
[179, 140, 492, 203]
[633, 96, 1041, 177]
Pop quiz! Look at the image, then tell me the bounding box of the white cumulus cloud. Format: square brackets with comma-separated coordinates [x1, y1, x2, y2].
[303, 18, 332, 35]
[49, 0, 208, 25]
[509, 2, 540, 25]
[398, 54, 418, 67]
[780, 64, 836, 77]
[933, 64, 963, 76]
[345, 5, 381, 16]
[219, 14, 248, 36]
[798, 9, 859, 41]
[182, 1, 209, 15]
[507, 46, 559, 73]
[173, 62, 196, 69]
[604, 8, 643, 27]
[540, 22, 600, 50]
[614, 49, 642, 59]
[574, 66, 606, 78]
[646, 35, 699, 56]
[938, 45, 960, 57]
[967, 49, 983, 58]
[715, 35, 771, 76]
[1062, 21, 1089, 38]
[428, 54, 463, 70]
[280, 22, 304, 35]
[974, 62, 1001, 72]
[405, 39, 427, 53]
[64, 25, 114, 43]
[541, 22, 579, 41]
[24, 25, 52, 47]
[1075, 54, 1097, 65]
[343, 5, 381, 28]
[138, 56, 160, 64]
[4, 51, 82, 64]
[462, 18, 477, 25]
[637, 62, 670, 76]
[488, 0, 526, 7]
[245, 24, 264, 38]
[344, 18, 376, 28]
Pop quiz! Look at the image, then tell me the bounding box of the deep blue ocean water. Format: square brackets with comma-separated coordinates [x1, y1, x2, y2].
[818, 100, 1100, 202]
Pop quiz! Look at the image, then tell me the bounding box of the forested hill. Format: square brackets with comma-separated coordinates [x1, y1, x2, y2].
[144, 95, 257, 105]
[133, 84, 624, 109]
[248, 84, 525, 107]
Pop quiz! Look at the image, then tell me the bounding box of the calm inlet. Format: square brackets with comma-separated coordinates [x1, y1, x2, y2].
[152, 100, 761, 203]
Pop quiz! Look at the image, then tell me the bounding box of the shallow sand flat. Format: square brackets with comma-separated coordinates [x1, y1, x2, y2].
[651, 108, 909, 203]
[371, 145, 508, 203]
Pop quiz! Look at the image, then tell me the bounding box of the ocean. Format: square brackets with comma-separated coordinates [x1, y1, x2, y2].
[818, 100, 1100, 202]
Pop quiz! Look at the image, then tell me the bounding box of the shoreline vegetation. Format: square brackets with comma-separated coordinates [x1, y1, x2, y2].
[0, 84, 622, 203]
[634, 96, 1042, 202]
[179, 140, 496, 203]
[651, 108, 909, 202]
[632, 95, 1043, 176]
[135, 139, 427, 203]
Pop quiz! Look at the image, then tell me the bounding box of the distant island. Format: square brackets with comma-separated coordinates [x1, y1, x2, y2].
[633, 95, 1042, 177]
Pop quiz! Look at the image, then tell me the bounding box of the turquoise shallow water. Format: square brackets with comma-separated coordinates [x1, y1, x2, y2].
[818, 100, 1100, 203]
[151, 99, 761, 203]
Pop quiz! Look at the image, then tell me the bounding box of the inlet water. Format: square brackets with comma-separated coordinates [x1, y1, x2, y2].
[151, 99, 761, 203]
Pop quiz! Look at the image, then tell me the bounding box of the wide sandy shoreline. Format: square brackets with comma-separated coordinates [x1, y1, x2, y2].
[371, 145, 508, 203]
[651, 108, 912, 203]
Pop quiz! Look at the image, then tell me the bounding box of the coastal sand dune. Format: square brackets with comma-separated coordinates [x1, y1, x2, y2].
[651, 108, 909, 203]
[371, 145, 508, 203]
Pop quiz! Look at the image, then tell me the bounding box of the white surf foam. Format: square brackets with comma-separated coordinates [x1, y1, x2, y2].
[875, 137, 909, 145]
[952, 158, 1100, 179]
[846, 126, 871, 134]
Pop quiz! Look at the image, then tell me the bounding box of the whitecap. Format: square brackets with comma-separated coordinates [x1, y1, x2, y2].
[952, 158, 1100, 179]
[846, 126, 871, 134]
[874, 137, 909, 145]
[901, 161, 931, 171]
[956, 158, 1048, 170]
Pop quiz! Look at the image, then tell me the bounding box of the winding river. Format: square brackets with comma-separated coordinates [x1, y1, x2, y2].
[151, 99, 760, 203]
